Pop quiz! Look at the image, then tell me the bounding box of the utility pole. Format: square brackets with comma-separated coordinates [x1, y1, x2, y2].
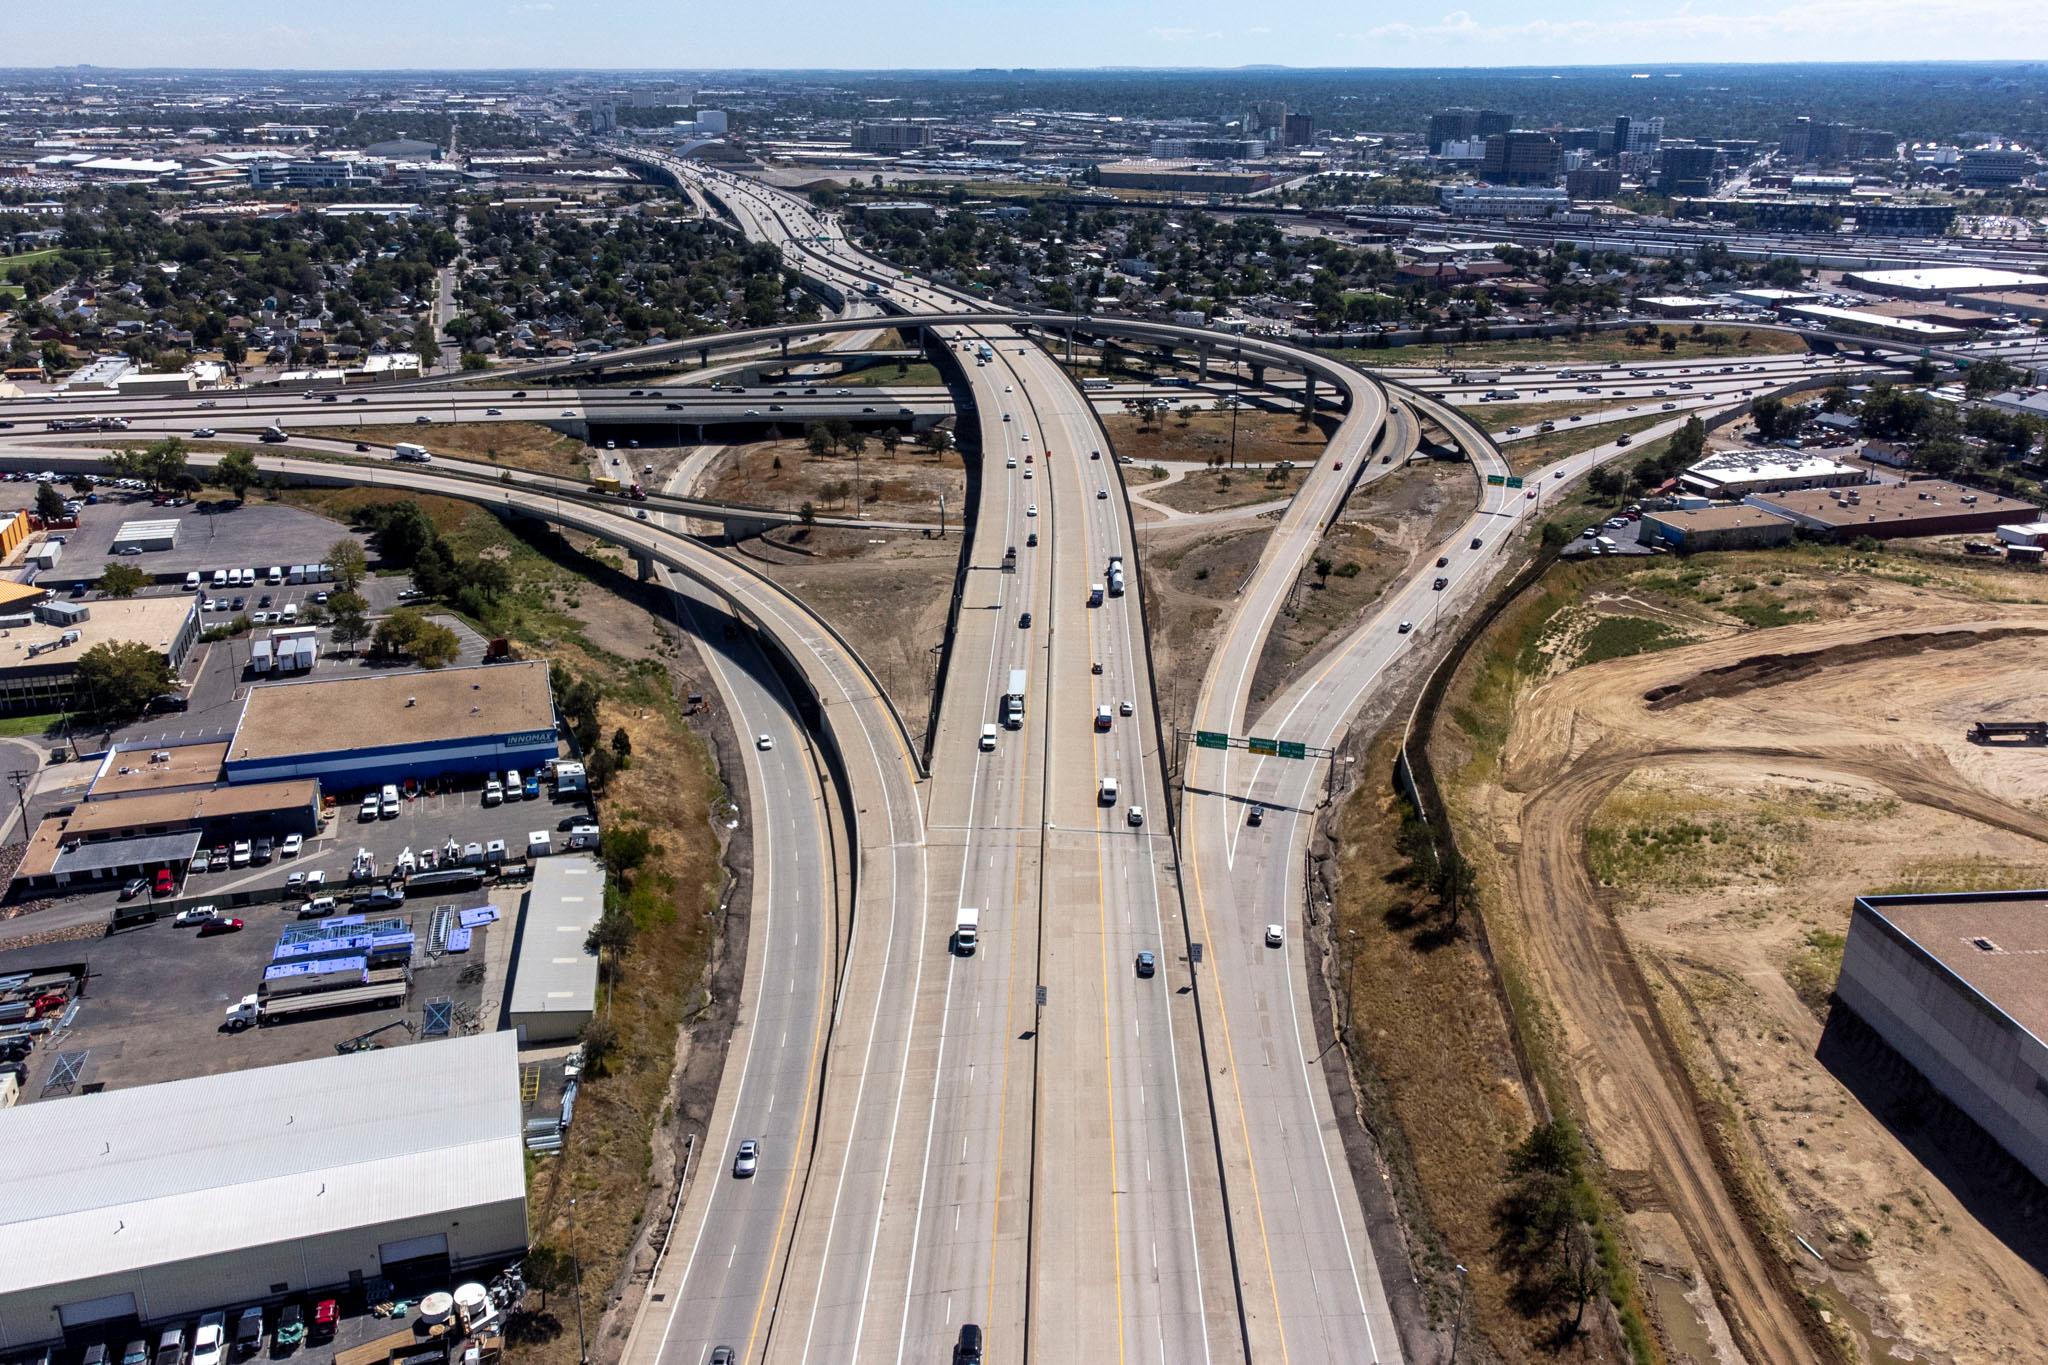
[568, 1196, 588, 1365]
[7, 770, 31, 846]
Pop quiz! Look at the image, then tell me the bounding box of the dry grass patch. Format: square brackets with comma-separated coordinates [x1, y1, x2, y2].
[354, 421, 590, 476]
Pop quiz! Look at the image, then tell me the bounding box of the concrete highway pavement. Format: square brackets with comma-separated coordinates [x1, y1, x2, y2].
[1174, 358, 1408, 1364]
[632, 558, 846, 1365]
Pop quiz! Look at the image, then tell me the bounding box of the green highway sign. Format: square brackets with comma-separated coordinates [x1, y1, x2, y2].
[1485, 473, 1504, 486]
[1195, 730, 1229, 750]
[1505, 476, 1524, 489]
[1278, 740, 1307, 760]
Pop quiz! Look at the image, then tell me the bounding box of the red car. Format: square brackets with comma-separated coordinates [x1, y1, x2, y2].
[309, 1301, 337, 1345]
[152, 868, 176, 897]
[196, 916, 244, 937]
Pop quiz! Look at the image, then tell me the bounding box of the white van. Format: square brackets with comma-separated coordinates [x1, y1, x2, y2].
[505, 768, 522, 799]
[484, 779, 504, 806]
[280, 603, 298, 625]
[183, 571, 200, 591]
[211, 569, 228, 589]
[1094, 705, 1112, 731]
[267, 566, 283, 585]
[1099, 776, 1119, 805]
[979, 724, 998, 751]
[379, 784, 400, 818]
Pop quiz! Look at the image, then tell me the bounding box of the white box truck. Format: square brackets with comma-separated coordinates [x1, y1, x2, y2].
[955, 907, 980, 955]
[1003, 668, 1027, 729]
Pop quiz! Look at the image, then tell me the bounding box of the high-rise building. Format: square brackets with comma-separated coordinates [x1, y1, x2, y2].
[1480, 131, 1561, 185]
[1476, 109, 1515, 139]
[1659, 143, 1722, 197]
[1250, 100, 1288, 143]
[587, 101, 617, 135]
[1559, 128, 1604, 152]
[1612, 116, 1664, 154]
[1565, 166, 1622, 200]
[852, 120, 931, 153]
[1960, 148, 2038, 186]
[1427, 108, 1479, 154]
[1283, 112, 1317, 148]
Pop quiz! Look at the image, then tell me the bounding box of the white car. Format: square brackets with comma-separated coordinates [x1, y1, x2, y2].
[192, 426, 216, 438]
[756, 733, 774, 751]
[192, 1313, 226, 1365]
[1026, 504, 1038, 517]
[1265, 924, 1285, 948]
[280, 833, 303, 858]
[173, 905, 219, 927]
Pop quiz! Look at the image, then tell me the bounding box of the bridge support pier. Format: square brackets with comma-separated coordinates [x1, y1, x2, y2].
[1249, 361, 1266, 387]
[1197, 346, 1210, 380]
[698, 347, 710, 369]
[779, 336, 790, 358]
[1303, 372, 1316, 411]
[632, 551, 655, 583]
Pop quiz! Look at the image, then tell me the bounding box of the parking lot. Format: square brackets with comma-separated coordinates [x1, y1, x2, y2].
[21, 487, 374, 590]
[0, 882, 517, 1100]
[90, 606, 491, 754]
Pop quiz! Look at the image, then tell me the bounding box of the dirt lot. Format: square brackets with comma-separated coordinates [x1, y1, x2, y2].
[700, 437, 962, 524]
[354, 421, 590, 476]
[1454, 398, 1610, 430]
[1248, 459, 1478, 718]
[1435, 546, 2048, 1365]
[740, 526, 961, 740]
[1103, 407, 1331, 470]
[1138, 521, 1273, 735]
[1133, 463, 1302, 515]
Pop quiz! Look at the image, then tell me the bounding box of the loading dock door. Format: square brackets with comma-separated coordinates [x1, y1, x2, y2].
[60, 1293, 138, 1330]
[378, 1232, 450, 1281]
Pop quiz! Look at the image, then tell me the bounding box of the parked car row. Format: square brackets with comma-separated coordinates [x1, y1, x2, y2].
[75, 1299, 335, 1365]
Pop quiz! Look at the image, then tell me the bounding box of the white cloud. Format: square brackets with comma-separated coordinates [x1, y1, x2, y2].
[1148, 25, 1222, 43]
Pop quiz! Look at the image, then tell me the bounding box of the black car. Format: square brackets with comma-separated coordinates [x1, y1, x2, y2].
[511, 390, 527, 398]
[1134, 951, 1155, 978]
[1018, 611, 1032, 629]
[252, 837, 275, 866]
[1247, 804, 1264, 827]
[954, 1325, 983, 1364]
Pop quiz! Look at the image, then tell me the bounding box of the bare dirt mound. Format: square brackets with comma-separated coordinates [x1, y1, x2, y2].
[1643, 628, 2048, 711]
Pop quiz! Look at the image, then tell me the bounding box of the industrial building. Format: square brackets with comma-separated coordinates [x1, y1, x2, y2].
[1780, 303, 1970, 345]
[1680, 450, 1863, 499]
[1635, 505, 1798, 553]
[110, 519, 178, 554]
[1636, 295, 1717, 318]
[224, 660, 558, 789]
[1437, 185, 1570, 218]
[1835, 892, 2048, 1187]
[1742, 479, 2032, 540]
[1091, 161, 1275, 194]
[9, 778, 321, 898]
[508, 854, 603, 1044]
[1842, 266, 2048, 299]
[0, 1031, 527, 1350]
[0, 595, 199, 716]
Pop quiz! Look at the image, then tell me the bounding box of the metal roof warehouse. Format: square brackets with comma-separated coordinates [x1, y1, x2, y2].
[224, 660, 559, 790]
[0, 1031, 527, 1348]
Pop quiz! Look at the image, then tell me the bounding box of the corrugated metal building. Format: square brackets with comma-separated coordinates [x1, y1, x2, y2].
[509, 854, 603, 1044]
[1836, 892, 2048, 1187]
[0, 1032, 527, 1350]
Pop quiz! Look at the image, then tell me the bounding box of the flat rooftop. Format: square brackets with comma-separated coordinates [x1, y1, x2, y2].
[232, 660, 554, 763]
[1847, 266, 2048, 295]
[1750, 479, 2032, 529]
[0, 595, 193, 671]
[511, 853, 603, 1023]
[1649, 505, 1794, 533]
[0, 1030, 524, 1296]
[89, 741, 230, 798]
[1863, 895, 2048, 1042]
[1686, 450, 1856, 483]
[1783, 304, 1969, 338]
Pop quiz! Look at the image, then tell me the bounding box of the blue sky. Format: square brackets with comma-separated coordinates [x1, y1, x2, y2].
[6, 0, 2043, 69]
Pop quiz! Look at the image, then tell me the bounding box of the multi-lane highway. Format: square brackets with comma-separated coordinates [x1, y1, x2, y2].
[0, 148, 1866, 1363]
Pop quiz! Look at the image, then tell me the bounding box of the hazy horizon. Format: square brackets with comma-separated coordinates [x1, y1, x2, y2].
[5, 1, 2046, 71]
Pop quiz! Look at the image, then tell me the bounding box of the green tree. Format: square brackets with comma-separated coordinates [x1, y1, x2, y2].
[34, 481, 65, 521]
[1658, 332, 1679, 353]
[73, 639, 173, 719]
[798, 501, 817, 528]
[95, 562, 149, 598]
[214, 448, 259, 501]
[610, 726, 633, 765]
[326, 590, 370, 653]
[459, 350, 489, 372]
[325, 539, 367, 593]
[103, 437, 189, 493]
[805, 422, 831, 458]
